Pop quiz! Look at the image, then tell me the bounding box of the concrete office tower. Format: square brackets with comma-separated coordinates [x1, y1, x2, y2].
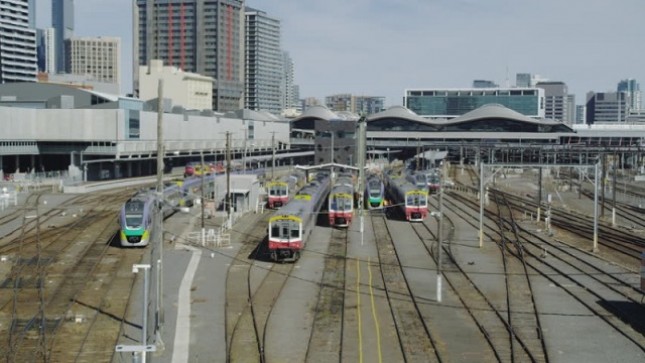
[617, 79, 641, 111]
[585, 91, 628, 124]
[139, 59, 213, 110]
[536, 81, 571, 123]
[52, 0, 74, 73]
[66, 37, 121, 92]
[282, 51, 298, 110]
[0, 0, 37, 83]
[134, 0, 245, 112]
[245, 7, 282, 114]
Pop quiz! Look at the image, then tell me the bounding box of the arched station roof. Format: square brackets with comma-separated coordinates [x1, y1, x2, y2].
[290, 105, 359, 130]
[366, 104, 574, 133]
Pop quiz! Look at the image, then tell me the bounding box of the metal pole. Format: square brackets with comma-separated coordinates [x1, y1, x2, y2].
[593, 162, 599, 252]
[479, 161, 484, 248]
[357, 117, 366, 244]
[612, 153, 617, 226]
[331, 131, 334, 178]
[242, 127, 247, 174]
[226, 132, 232, 228]
[271, 132, 276, 179]
[201, 151, 205, 244]
[437, 176, 444, 302]
[155, 79, 165, 332]
[143, 266, 149, 363]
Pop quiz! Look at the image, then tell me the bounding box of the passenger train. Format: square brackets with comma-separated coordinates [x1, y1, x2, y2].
[184, 162, 224, 178]
[386, 172, 429, 222]
[328, 173, 355, 227]
[266, 171, 305, 209]
[365, 173, 385, 209]
[267, 172, 330, 262]
[406, 170, 429, 191]
[426, 169, 441, 194]
[119, 175, 217, 247]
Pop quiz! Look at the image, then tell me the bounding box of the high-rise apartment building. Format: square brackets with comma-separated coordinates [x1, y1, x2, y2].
[52, 0, 74, 73]
[282, 51, 298, 110]
[66, 37, 120, 90]
[617, 79, 641, 111]
[134, 0, 245, 112]
[245, 7, 282, 114]
[536, 81, 571, 123]
[405, 88, 545, 119]
[28, 0, 35, 27]
[0, 0, 37, 83]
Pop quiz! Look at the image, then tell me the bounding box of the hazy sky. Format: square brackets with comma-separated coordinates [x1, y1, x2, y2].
[38, 0, 645, 107]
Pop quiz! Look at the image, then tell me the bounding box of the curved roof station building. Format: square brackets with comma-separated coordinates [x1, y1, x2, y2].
[0, 83, 643, 181]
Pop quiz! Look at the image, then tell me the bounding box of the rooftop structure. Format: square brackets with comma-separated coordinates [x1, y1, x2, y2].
[404, 87, 545, 119]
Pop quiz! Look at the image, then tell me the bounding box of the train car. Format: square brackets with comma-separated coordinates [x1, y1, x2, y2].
[267, 173, 330, 262]
[266, 171, 305, 209]
[365, 174, 385, 209]
[386, 173, 429, 222]
[119, 174, 218, 247]
[406, 170, 429, 191]
[119, 192, 156, 247]
[328, 173, 355, 227]
[184, 162, 224, 178]
[426, 169, 441, 194]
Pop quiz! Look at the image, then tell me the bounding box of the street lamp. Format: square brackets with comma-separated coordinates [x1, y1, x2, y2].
[115, 264, 155, 362]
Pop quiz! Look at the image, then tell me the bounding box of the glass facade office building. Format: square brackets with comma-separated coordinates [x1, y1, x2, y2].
[405, 88, 545, 119]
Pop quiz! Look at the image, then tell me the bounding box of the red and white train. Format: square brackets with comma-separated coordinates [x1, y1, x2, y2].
[328, 173, 355, 227]
[267, 172, 330, 262]
[386, 172, 429, 222]
[266, 172, 305, 209]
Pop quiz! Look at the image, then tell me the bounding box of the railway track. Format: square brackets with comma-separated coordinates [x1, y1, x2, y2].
[491, 192, 549, 362]
[0, 190, 134, 362]
[371, 213, 440, 362]
[226, 211, 295, 363]
[411, 209, 540, 362]
[445, 189, 645, 354]
[494, 189, 643, 261]
[305, 227, 348, 362]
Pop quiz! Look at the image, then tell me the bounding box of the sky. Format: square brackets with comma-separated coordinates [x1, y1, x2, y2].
[37, 0, 645, 107]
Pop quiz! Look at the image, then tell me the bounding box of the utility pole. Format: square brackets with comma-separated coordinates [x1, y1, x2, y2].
[241, 126, 247, 174]
[226, 132, 232, 228]
[357, 117, 366, 244]
[200, 151, 205, 244]
[155, 79, 165, 332]
[271, 132, 276, 179]
[437, 175, 444, 302]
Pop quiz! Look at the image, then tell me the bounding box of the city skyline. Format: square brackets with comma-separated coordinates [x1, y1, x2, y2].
[38, 0, 645, 108]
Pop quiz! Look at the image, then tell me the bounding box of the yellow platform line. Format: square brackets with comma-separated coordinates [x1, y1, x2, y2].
[368, 256, 383, 363]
